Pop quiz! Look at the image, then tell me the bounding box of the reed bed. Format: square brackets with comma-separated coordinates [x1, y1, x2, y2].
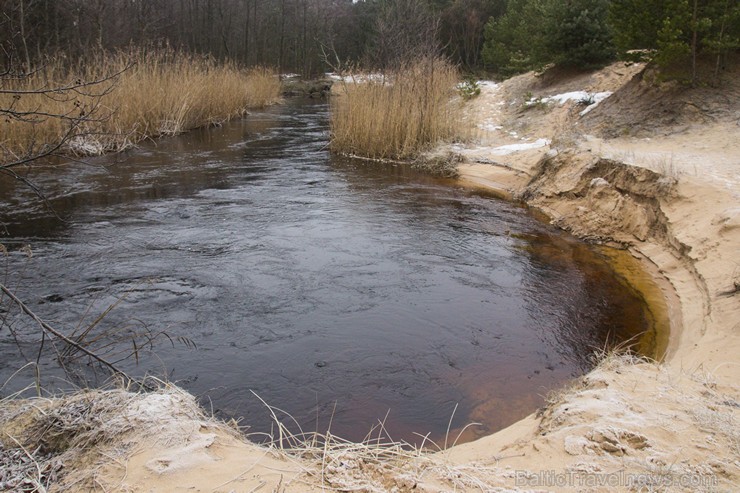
[330, 57, 461, 160]
[1, 49, 281, 163]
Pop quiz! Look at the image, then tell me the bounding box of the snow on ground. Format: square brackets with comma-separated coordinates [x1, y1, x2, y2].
[477, 121, 503, 132]
[489, 138, 551, 155]
[523, 90, 613, 115]
[476, 80, 500, 89]
[579, 92, 613, 115]
[325, 72, 387, 84]
[538, 90, 591, 104]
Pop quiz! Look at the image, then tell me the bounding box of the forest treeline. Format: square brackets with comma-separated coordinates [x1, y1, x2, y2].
[2, 0, 739, 79]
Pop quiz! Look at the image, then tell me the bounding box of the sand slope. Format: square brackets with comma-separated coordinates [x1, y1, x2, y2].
[444, 61, 739, 492]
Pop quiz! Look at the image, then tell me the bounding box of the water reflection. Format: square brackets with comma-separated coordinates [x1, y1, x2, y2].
[517, 233, 653, 366]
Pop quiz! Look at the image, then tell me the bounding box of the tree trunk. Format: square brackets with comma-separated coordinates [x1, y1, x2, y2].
[713, 0, 729, 85]
[302, 0, 308, 76]
[244, 0, 251, 65]
[691, 0, 698, 86]
[19, 0, 32, 70]
[279, 0, 286, 73]
[96, 0, 105, 51]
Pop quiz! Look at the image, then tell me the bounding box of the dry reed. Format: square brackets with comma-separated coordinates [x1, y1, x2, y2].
[330, 57, 461, 160]
[0, 48, 281, 163]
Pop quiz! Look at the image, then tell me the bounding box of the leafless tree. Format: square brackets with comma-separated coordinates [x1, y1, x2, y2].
[369, 0, 441, 70]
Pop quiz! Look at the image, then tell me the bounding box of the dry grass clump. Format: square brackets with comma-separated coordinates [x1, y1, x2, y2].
[0, 49, 281, 163]
[273, 430, 424, 491]
[107, 50, 280, 140]
[0, 384, 432, 492]
[0, 380, 222, 491]
[412, 151, 463, 178]
[248, 392, 491, 491]
[330, 57, 462, 160]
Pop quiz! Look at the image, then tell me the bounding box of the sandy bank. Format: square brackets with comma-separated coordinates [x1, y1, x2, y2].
[445, 62, 739, 491]
[1, 62, 738, 492]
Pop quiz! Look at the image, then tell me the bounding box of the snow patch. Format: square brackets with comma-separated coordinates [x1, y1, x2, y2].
[524, 91, 613, 115]
[579, 92, 613, 116]
[490, 138, 551, 155]
[125, 393, 182, 422]
[476, 80, 500, 89]
[542, 91, 591, 104]
[68, 136, 105, 156]
[477, 121, 503, 132]
[326, 72, 386, 84]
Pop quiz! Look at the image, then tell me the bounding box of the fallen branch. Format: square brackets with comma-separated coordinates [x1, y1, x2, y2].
[0, 282, 132, 383]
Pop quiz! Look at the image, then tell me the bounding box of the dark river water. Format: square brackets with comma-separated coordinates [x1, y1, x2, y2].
[0, 100, 654, 446]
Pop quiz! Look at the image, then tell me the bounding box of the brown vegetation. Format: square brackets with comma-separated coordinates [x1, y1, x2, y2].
[0, 49, 281, 164]
[329, 58, 461, 160]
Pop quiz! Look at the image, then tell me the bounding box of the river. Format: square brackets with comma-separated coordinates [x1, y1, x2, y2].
[0, 99, 654, 445]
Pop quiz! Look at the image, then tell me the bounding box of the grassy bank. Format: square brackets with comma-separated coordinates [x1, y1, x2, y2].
[330, 58, 461, 160]
[1, 49, 281, 163]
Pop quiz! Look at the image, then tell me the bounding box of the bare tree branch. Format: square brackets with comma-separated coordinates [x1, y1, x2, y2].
[0, 282, 134, 383]
[0, 64, 131, 96]
[0, 115, 80, 170]
[0, 62, 132, 220]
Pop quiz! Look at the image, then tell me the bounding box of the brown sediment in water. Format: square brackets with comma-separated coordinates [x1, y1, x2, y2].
[594, 246, 674, 360]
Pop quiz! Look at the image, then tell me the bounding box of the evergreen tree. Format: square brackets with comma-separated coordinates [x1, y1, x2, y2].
[609, 0, 739, 82]
[438, 0, 507, 69]
[546, 0, 616, 69]
[481, 0, 549, 75]
[481, 0, 616, 75]
[702, 0, 740, 81]
[609, 0, 667, 52]
[653, 1, 692, 68]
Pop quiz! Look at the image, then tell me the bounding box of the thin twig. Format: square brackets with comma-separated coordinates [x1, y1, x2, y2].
[0, 65, 132, 96]
[0, 282, 132, 382]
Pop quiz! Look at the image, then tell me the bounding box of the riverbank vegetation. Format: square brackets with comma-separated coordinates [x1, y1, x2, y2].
[1, 49, 280, 166]
[2, 0, 736, 170]
[330, 58, 460, 160]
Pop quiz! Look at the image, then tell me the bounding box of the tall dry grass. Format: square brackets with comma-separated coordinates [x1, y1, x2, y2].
[330, 57, 461, 160]
[1, 49, 281, 163]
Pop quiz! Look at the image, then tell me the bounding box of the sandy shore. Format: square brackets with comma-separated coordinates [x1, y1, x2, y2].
[434, 62, 740, 492]
[1, 63, 738, 492]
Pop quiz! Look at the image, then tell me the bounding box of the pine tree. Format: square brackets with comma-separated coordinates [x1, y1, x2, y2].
[609, 0, 666, 53]
[609, 0, 739, 83]
[700, 0, 740, 83]
[482, 0, 616, 75]
[546, 0, 615, 69]
[481, 0, 549, 75]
